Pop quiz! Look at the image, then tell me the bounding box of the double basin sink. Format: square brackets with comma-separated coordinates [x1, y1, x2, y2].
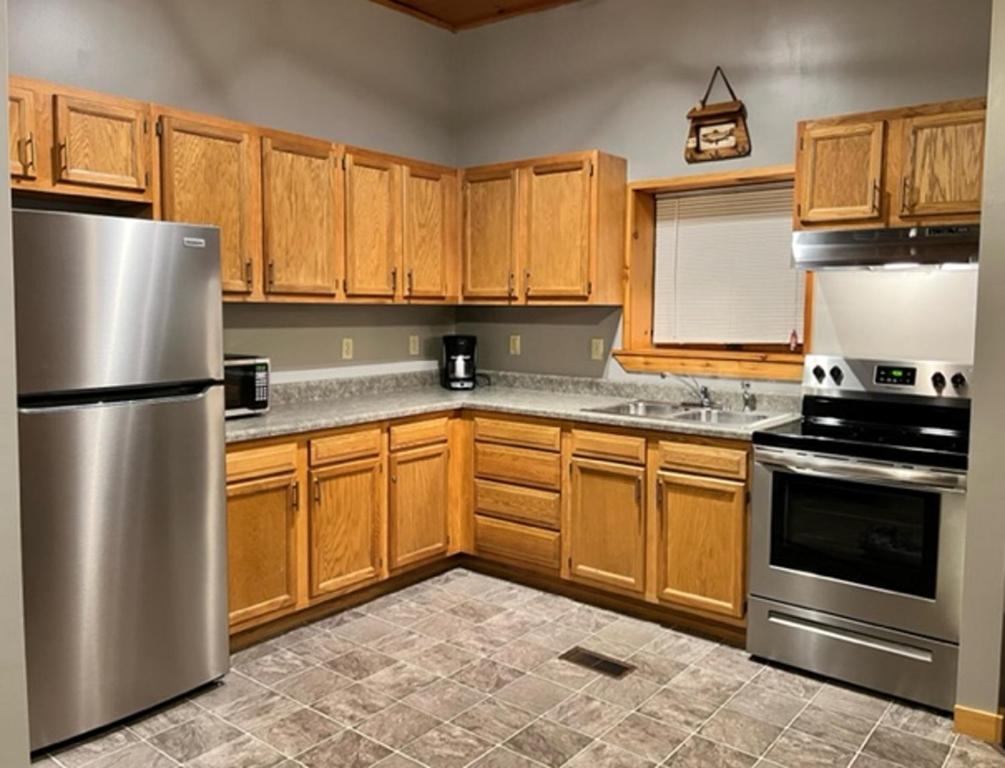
[583, 400, 780, 428]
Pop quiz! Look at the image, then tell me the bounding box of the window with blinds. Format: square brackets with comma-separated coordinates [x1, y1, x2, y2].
[653, 184, 804, 346]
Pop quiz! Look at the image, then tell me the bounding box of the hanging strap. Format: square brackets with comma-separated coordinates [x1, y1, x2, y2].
[700, 66, 739, 106]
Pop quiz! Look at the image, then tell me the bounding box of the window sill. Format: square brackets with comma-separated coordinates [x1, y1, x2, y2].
[613, 348, 805, 381]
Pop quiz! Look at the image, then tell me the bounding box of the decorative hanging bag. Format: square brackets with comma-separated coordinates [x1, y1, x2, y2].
[684, 66, 751, 163]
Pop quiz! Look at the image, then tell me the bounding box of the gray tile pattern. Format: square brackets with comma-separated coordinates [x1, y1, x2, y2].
[32, 567, 1005, 768]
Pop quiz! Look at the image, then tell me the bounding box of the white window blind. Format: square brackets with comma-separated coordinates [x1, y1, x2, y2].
[653, 185, 804, 345]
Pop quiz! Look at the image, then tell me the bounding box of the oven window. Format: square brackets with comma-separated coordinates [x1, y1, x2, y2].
[771, 473, 940, 598]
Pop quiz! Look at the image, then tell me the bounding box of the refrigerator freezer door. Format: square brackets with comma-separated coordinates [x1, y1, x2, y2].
[13, 210, 223, 396]
[19, 385, 228, 750]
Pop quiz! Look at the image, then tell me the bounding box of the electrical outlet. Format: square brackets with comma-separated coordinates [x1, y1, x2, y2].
[341, 337, 354, 360]
[408, 335, 420, 356]
[509, 334, 522, 356]
[590, 338, 605, 361]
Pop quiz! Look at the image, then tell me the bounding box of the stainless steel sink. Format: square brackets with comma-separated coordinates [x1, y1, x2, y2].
[671, 408, 777, 426]
[584, 400, 686, 417]
[584, 401, 782, 428]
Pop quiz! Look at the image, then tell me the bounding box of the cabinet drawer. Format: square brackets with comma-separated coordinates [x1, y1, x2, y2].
[310, 428, 382, 466]
[390, 416, 449, 451]
[473, 417, 561, 451]
[226, 442, 298, 482]
[475, 442, 562, 490]
[474, 515, 560, 572]
[474, 479, 560, 530]
[658, 441, 747, 480]
[571, 429, 646, 465]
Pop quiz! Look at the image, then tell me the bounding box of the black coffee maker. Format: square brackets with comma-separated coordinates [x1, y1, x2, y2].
[441, 335, 476, 390]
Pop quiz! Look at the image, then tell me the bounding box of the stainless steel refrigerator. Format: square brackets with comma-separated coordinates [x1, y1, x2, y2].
[13, 210, 229, 751]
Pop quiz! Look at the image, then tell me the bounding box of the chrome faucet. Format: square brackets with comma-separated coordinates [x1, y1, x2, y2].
[741, 381, 757, 412]
[662, 373, 714, 408]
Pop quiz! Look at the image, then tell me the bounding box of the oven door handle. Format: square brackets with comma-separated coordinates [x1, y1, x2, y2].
[754, 449, 967, 494]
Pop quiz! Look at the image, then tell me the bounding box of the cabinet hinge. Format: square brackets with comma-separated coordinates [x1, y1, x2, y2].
[342, 156, 348, 170]
[143, 118, 148, 134]
[799, 136, 804, 151]
[796, 203, 802, 218]
[589, 161, 594, 177]
[155, 118, 163, 137]
[144, 171, 150, 186]
[587, 281, 593, 296]
[567, 556, 573, 569]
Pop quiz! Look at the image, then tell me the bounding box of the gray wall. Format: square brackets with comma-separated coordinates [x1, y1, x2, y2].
[224, 304, 454, 380]
[957, 0, 1005, 717]
[453, 0, 991, 176]
[8, 0, 455, 164]
[0, 0, 33, 762]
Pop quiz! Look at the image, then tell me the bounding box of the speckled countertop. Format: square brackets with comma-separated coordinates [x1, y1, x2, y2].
[226, 376, 800, 444]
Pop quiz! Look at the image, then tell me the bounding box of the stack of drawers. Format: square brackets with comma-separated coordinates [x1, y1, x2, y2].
[472, 416, 562, 573]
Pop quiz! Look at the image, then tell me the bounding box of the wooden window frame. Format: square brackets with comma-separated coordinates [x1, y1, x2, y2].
[615, 164, 811, 381]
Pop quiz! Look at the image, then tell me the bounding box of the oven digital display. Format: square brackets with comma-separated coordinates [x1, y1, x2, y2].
[875, 366, 917, 386]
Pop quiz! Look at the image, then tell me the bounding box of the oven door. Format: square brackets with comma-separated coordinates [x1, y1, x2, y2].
[751, 446, 965, 642]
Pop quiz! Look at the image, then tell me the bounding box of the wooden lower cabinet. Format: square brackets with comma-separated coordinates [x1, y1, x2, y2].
[226, 472, 299, 628]
[567, 458, 646, 594]
[389, 442, 450, 569]
[309, 456, 384, 598]
[655, 470, 747, 619]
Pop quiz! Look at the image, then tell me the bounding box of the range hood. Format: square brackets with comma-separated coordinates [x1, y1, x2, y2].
[792, 225, 980, 270]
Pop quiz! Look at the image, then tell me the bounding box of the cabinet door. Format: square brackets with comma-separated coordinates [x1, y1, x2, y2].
[226, 473, 299, 627]
[462, 169, 518, 300]
[899, 110, 985, 218]
[160, 116, 258, 295]
[567, 458, 645, 594]
[524, 158, 591, 299]
[797, 121, 884, 224]
[8, 85, 37, 179]
[310, 457, 384, 598]
[389, 443, 449, 569]
[403, 164, 454, 300]
[54, 94, 147, 191]
[262, 134, 338, 296]
[657, 471, 746, 619]
[345, 152, 400, 299]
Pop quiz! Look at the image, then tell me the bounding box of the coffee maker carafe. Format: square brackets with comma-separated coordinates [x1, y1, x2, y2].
[441, 335, 476, 390]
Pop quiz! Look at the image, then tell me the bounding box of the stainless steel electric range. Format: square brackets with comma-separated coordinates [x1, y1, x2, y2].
[749, 355, 972, 711]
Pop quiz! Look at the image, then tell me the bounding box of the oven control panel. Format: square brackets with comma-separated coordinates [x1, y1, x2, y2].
[803, 356, 972, 399]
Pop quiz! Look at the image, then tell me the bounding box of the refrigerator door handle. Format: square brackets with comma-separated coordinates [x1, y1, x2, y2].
[18, 384, 219, 414]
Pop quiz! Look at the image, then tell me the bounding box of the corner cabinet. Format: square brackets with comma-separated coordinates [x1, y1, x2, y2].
[344, 150, 400, 301]
[402, 162, 458, 302]
[795, 98, 986, 230]
[389, 437, 450, 569]
[158, 111, 262, 298]
[262, 131, 340, 298]
[462, 150, 626, 306]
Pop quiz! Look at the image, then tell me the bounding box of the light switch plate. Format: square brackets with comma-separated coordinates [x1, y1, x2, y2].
[590, 338, 605, 361]
[342, 338, 354, 360]
[509, 334, 522, 356]
[408, 335, 420, 356]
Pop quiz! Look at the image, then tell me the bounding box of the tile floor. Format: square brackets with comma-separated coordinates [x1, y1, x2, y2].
[32, 568, 1005, 768]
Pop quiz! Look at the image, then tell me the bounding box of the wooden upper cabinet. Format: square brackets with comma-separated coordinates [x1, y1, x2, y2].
[159, 113, 261, 296]
[309, 456, 384, 598]
[344, 150, 401, 300]
[262, 132, 339, 297]
[54, 93, 149, 192]
[226, 471, 299, 628]
[524, 157, 592, 299]
[796, 121, 884, 225]
[567, 457, 646, 594]
[462, 168, 519, 301]
[8, 85, 37, 179]
[897, 110, 985, 219]
[389, 442, 449, 569]
[656, 470, 746, 619]
[403, 163, 456, 301]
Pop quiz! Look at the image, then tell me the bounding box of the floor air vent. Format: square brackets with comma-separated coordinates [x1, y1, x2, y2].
[559, 646, 635, 679]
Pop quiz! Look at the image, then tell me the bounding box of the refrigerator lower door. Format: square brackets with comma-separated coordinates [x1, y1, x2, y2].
[18, 386, 228, 751]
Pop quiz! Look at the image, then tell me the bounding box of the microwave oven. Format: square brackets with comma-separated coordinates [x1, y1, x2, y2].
[224, 355, 270, 418]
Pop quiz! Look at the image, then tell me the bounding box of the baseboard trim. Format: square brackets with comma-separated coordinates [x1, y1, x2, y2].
[955, 704, 1005, 744]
